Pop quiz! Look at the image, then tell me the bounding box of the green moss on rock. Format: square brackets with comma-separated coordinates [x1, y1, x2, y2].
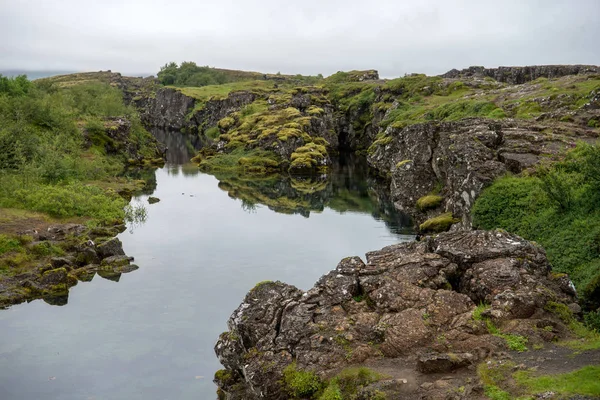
[419, 212, 461, 233]
[416, 195, 443, 211]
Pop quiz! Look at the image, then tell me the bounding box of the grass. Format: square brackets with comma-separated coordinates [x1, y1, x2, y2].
[514, 366, 600, 397]
[544, 301, 600, 351]
[318, 367, 384, 400]
[472, 143, 600, 310]
[472, 303, 491, 321]
[478, 360, 600, 399]
[0, 179, 127, 225]
[0, 233, 65, 277]
[282, 362, 322, 398]
[473, 304, 529, 352]
[175, 80, 276, 108]
[0, 234, 22, 256]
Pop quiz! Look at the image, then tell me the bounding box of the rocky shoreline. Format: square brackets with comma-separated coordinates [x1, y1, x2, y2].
[213, 230, 583, 399]
[0, 222, 139, 309]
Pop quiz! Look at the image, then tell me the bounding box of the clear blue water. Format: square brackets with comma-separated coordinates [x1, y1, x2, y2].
[0, 132, 413, 400]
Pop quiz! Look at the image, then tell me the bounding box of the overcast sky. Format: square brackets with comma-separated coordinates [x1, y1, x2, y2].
[1, 0, 599, 78]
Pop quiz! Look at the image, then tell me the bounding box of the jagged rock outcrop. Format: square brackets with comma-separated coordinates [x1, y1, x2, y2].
[139, 88, 196, 131]
[190, 91, 257, 132]
[367, 118, 598, 229]
[441, 65, 599, 84]
[214, 230, 577, 399]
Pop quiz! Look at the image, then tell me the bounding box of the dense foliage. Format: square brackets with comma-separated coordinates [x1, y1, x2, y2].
[158, 61, 324, 88]
[0, 74, 156, 224]
[472, 143, 600, 311]
[158, 62, 231, 86]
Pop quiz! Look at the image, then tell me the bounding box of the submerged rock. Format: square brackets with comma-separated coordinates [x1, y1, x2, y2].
[214, 230, 577, 399]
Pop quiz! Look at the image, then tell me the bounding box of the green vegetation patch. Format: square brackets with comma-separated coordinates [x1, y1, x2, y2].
[0, 234, 22, 256]
[0, 74, 159, 226]
[416, 195, 443, 211]
[290, 143, 328, 171]
[194, 147, 283, 174]
[515, 366, 600, 398]
[282, 362, 322, 398]
[419, 212, 461, 233]
[472, 143, 600, 310]
[544, 301, 600, 351]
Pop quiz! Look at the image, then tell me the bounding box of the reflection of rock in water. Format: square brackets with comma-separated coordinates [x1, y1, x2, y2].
[151, 128, 203, 165]
[211, 153, 414, 234]
[96, 270, 122, 282]
[43, 293, 69, 306]
[122, 167, 158, 196]
[166, 163, 201, 177]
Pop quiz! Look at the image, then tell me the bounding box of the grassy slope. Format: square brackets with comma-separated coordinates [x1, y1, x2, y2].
[0, 73, 159, 276]
[472, 143, 600, 313]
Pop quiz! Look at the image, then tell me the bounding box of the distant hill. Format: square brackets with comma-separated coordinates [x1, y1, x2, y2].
[0, 70, 154, 80]
[0, 70, 75, 80]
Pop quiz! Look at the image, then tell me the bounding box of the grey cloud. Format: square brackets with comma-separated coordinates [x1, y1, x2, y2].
[1, 0, 599, 77]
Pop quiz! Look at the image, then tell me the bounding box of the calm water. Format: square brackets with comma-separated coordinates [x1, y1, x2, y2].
[0, 131, 414, 400]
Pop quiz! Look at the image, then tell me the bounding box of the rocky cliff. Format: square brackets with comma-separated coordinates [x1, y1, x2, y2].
[367, 118, 598, 230]
[440, 65, 600, 84]
[133, 65, 599, 182]
[214, 230, 578, 399]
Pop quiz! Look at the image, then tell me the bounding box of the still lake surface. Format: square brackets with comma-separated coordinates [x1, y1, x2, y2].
[0, 131, 414, 400]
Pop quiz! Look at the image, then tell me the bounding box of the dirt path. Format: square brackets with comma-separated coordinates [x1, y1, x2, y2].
[511, 344, 600, 376]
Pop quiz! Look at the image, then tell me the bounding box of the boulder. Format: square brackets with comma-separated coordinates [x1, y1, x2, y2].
[39, 268, 68, 286]
[96, 237, 125, 259]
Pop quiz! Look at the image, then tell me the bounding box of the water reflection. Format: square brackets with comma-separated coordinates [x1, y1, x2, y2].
[151, 128, 202, 165]
[212, 154, 414, 235]
[151, 126, 414, 234]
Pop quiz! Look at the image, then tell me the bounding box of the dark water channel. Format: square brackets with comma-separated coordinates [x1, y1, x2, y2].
[0, 130, 414, 400]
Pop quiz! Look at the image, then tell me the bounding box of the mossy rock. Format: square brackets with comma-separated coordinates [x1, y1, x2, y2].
[419, 212, 461, 233]
[214, 369, 236, 386]
[416, 195, 443, 211]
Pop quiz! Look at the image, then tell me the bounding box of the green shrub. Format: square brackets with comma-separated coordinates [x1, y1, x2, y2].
[584, 310, 600, 332]
[282, 362, 322, 398]
[0, 235, 21, 255]
[472, 144, 600, 307]
[0, 179, 126, 225]
[318, 382, 343, 400]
